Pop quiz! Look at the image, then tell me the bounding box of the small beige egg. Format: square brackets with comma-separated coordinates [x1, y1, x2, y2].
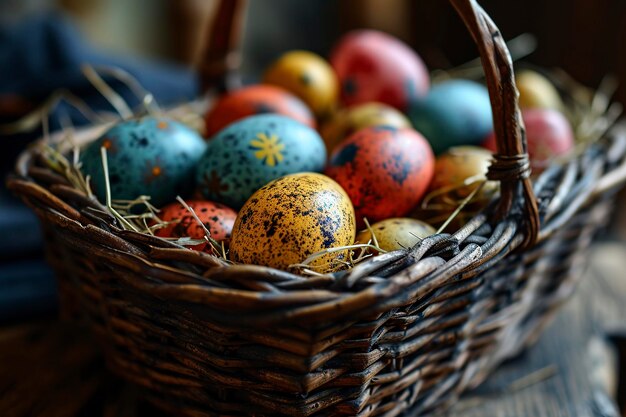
[430, 146, 498, 199]
[355, 218, 435, 252]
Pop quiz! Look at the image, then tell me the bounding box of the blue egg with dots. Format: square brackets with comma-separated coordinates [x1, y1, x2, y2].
[80, 117, 207, 207]
[196, 114, 327, 209]
[409, 79, 493, 154]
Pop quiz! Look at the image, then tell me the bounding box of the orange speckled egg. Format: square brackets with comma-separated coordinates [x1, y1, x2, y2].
[321, 102, 412, 152]
[431, 146, 496, 198]
[230, 173, 356, 272]
[205, 84, 315, 137]
[325, 126, 435, 227]
[355, 218, 435, 252]
[263, 50, 339, 118]
[155, 200, 237, 251]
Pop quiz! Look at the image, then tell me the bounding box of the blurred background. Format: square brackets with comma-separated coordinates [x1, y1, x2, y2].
[3, 0, 625, 96]
[2, 0, 623, 98]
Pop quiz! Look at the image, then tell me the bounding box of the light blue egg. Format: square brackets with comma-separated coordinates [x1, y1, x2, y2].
[196, 114, 327, 208]
[409, 79, 493, 154]
[80, 117, 207, 207]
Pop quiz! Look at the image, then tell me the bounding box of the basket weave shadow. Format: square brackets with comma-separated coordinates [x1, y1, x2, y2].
[7, 0, 626, 415]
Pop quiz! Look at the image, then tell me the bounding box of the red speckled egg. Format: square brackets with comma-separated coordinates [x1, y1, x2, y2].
[325, 126, 435, 227]
[483, 108, 574, 172]
[205, 84, 315, 137]
[155, 200, 237, 251]
[330, 30, 430, 111]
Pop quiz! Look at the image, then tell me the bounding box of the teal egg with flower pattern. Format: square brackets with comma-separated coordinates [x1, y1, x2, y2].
[196, 114, 326, 208]
[80, 117, 207, 207]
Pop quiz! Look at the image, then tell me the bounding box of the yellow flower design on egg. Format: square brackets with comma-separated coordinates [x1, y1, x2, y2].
[250, 133, 285, 167]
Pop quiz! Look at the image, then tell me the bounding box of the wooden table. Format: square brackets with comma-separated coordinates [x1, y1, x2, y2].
[441, 242, 626, 417]
[2, 243, 626, 417]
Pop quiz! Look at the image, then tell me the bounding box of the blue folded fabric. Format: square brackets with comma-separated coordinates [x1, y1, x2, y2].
[0, 259, 58, 323]
[1, 12, 200, 321]
[0, 12, 199, 109]
[0, 12, 200, 178]
[0, 196, 43, 258]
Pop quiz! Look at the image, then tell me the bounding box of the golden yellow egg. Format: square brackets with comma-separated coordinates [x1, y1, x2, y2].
[355, 218, 435, 252]
[230, 173, 356, 272]
[263, 50, 338, 118]
[321, 102, 412, 152]
[431, 146, 497, 198]
[516, 70, 563, 110]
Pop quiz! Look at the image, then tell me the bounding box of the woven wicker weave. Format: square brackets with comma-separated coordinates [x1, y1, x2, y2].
[8, 0, 626, 415]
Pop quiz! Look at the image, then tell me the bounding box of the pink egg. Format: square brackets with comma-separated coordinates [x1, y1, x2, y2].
[483, 109, 574, 172]
[330, 30, 429, 111]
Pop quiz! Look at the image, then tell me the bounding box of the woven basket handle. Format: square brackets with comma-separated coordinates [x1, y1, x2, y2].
[198, 0, 247, 93]
[198, 0, 540, 247]
[449, 0, 539, 247]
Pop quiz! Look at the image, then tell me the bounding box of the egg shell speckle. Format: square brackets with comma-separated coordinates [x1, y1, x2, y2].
[230, 173, 356, 272]
[330, 30, 430, 111]
[205, 84, 315, 137]
[80, 117, 207, 207]
[409, 79, 493, 154]
[325, 126, 435, 228]
[356, 217, 435, 252]
[196, 114, 327, 209]
[155, 200, 237, 252]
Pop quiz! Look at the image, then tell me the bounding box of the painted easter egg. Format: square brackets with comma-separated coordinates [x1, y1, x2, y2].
[205, 84, 315, 137]
[325, 126, 435, 227]
[196, 114, 327, 209]
[263, 51, 339, 118]
[516, 69, 563, 110]
[230, 173, 356, 272]
[155, 200, 237, 251]
[80, 117, 207, 207]
[330, 30, 430, 111]
[483, 108, 574, 172]
[430, 146, 497, 199]
[321, 102, 412, 152]
[355, 217, 435, 252]
[409, 79, 493, 154]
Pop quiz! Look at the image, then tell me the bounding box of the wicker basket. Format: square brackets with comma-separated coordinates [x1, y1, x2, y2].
[8, 0, 626, 415]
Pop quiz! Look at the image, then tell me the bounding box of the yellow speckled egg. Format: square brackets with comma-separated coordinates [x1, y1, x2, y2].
[431, 146, 497, 198]
[321, 102, 412, 152]
[355, 218, 435, 252]
[516, 70, 563, 110]
[263, 50, 338, 118]
[230, 173, 356, 272]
